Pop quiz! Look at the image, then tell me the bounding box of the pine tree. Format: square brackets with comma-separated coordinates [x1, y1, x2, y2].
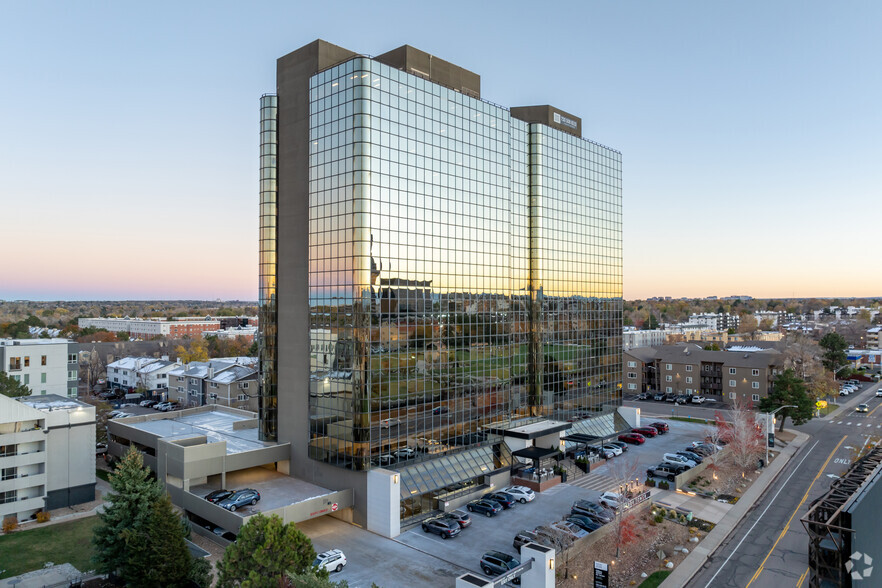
[217, 513, 320, 588]
[126, 494, 197, 587]
[92, 447, 164, 577]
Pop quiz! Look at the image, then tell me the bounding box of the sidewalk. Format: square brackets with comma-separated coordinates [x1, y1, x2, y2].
[659, 428, 811, 588]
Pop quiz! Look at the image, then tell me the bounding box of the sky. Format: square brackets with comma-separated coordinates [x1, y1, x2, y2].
[1, 0, 880, 301]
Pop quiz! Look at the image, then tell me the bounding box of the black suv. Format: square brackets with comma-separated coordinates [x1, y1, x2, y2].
[513, 529, 554, 551]
[571, 500, 614, 524]
[480, 551, 521, 584]
[486, 491, 517, 509]
[421, 517, 461, 539]
[646, 463, 685, 481]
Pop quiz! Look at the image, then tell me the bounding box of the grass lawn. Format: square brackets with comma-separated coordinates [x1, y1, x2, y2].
[639, 571, 671, 587]
[818, 403, 839, 417]
[0, 516, 98, 579]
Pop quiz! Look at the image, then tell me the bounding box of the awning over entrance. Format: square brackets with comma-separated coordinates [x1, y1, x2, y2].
[511, 446, 559, 461]
[487, 419, 572, 440]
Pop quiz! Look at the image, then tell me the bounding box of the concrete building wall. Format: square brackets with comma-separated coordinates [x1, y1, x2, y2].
[366, 469, 400, 538]
[275, 39, 372, 525]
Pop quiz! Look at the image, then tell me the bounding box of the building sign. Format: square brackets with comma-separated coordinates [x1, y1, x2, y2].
[594, 561, 609, 588]
[331, 503, 339, 512]
[552, 111, 578, 130]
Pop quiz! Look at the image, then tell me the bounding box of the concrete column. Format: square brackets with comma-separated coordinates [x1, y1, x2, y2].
[617, 405, 641, 428]
[366, 468, 400, 538]
[521, 543, 555, 588]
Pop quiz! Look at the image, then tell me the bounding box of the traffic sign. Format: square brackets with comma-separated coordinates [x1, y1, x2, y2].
[331, 503, 338, 512]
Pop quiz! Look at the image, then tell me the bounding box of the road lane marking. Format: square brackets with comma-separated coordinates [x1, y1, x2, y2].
[796, 566, 809, 587]
[847, 422, 852, 425]
[745, 435, 848, 588]
[702, 440, 820, 588]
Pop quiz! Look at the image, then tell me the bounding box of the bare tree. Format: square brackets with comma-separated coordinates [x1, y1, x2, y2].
[607, 455, 642, 558]
[80, 346, 108, 394]
[718, 398, 764, 469]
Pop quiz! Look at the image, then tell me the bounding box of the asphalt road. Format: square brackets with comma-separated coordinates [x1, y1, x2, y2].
[671, 381, 882, 588]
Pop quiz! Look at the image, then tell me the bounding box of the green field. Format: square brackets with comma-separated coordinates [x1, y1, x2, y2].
[0, 516, 98, 579]
[639, 571, 671, 587]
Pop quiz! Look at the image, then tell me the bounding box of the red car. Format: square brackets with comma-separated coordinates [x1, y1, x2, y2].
[618, 433, 646, 445]
[650, 422, 669, 433]
[632, 426, 659, 438]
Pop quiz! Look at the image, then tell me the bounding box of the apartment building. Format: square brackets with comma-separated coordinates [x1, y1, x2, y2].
[623, 328, 666, 350]
[78, 317, 221, 338]
[0, 395, 96, 523]
[106, 356, 179, 395]
[624, 344, 783, 404]
[0, 339, 79, 397]
[168, 359, 258, 411]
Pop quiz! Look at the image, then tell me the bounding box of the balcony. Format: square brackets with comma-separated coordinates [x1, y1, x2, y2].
[0, 472, 47, 493]
[0, 429, 47, 445]
[0, 449, 46, 469]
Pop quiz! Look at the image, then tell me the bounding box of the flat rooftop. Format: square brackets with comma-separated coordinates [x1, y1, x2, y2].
[192, 468, 336, 514]
[19, 394, 91, 411]
[122, 409, 271, 455]
[488, 419, 572, 440]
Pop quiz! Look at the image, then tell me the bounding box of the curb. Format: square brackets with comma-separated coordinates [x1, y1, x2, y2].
[659, 429, 811, 588]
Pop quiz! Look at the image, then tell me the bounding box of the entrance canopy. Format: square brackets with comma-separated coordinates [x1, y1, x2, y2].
[511, 446, 559, 461]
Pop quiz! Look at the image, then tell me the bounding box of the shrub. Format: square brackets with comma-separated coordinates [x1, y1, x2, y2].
[36, 511, 51, 523]
[645, 478, 656, 487]
[658, 480, 670, 490]
[2, 518, 19, 534]
[654, 512, 664, 524]
[679, 514, 687, 524]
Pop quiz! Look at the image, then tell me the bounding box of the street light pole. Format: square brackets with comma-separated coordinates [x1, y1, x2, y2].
[765, 405, 797, 465]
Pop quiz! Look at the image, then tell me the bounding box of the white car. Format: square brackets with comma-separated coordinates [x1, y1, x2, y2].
[875, 390, 882, 398]
[690, 395, 706, 404]
[549, 521, 589, 540]
[313, 549, 347, 573]
[502, 486, 536, 503]
[602, 444, 623, 456]
[598, 491, 622, 510]
[663, 453, 696, 468]
[380, 418, 401, 429]
[393, 447, 416, 459]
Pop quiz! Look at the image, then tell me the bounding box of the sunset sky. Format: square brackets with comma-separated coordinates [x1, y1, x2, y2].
[2, 1, 880, 301]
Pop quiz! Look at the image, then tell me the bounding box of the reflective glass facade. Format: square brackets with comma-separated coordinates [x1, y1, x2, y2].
[258, 94, 278, 440]
[301, 56, 622, 476]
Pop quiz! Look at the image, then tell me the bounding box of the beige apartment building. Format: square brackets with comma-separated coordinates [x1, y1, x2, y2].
[624, 344, 784, 404]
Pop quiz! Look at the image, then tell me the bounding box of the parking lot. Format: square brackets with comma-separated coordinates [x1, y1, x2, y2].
[299, 418, 711, 587]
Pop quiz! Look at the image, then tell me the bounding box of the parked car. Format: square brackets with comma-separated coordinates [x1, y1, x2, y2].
[313, 549, 347, 573]
[204, 489, 234, 504]
[550, 520, 589, 540]
[618, 432, 646, 445]
[673, 395, 688, 404]
[652, 392, 666, 401]
[692, 441, 722, 452]
[140, 399, 158, 407]
[607, 441, 629, 452]
[839, 389, 851, 397]
[598, 491, 623, 510]
[153, 402, 172, 410]
[677, 450, 704, 464]
[687, 445, 713, 457]
[857, 404, 869, 413]
[480, 551, 521, 584]
[467, 499, 503, 517]
[486, 491, 517, 509]
[438, 509, 471, 528]
[393, 447, 416, 460]
[380, 418, 400, 428]
[632, 426, 658, 438]
[513, 529, 554, 551]
[663, 453, 696, 468]
[218, 488, 260, 511]
[664, 395, 677, 403]
[571, 500, 614, 523]
[690, 395, 706, 404]
[162, 402, 180, 412]
[502, 485, 536, 503]
[375, 454, 396, 466]
[567, 515, 603, 533]
[422, 517, 462, 539]
[601, 444, 623, 457]
[646, 463, 684, 481]
[635, 392, 650, 400]
[649, 421, 669, 433]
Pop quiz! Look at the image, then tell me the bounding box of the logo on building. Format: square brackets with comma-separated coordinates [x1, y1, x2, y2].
[552, 111, 578, 130]
[846, 551, 873, 581]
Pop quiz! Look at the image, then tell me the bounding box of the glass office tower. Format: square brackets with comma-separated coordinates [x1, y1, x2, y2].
[263, 43, 621, 523]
